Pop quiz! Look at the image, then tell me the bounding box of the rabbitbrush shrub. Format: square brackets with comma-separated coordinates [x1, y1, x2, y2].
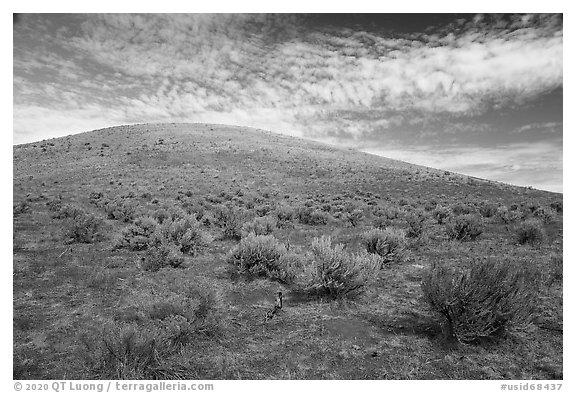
[362, 228, 406, 265]
[226, 234, 295, 283]
[421, 258, 538, 343]
[306, 236, 380, 299]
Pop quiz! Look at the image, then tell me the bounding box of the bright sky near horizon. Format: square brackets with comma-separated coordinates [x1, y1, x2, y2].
[13, 13, 563, 192]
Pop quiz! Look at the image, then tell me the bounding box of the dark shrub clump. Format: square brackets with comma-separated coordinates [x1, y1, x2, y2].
[362, 228, 406, 264]
[445, 214, 483, 241]
[421, 258, 538, 343]
[405, 211, 426, 238]
[296, 207, 330, 225]
[514, 219, 546, 245]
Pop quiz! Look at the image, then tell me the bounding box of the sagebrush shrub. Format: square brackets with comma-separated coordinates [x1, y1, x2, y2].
[254, 203, 274, 217]
[141, 243, 185, 272]
[226, 234, 295, 283]
[274, 204, 295, 224]
[451, 203, 475, 216]
[63, 209, 103, 243]
[405, 211, 426, 238]
[496, 206, 521, 224]
[445, 214, 483, 241]
[432, 206, 451, 224]
[343, 209, 363, 227]
[373, 205, 401, 220]
[305, 236, 379, 299]
[532, 206, 555, 224]
[478, 202, 498, 218]
[296, 207, 330, 225]
[362, 228, 406, 264]
[104, 199, 136, 222]
[154, 215, 211, 256]
[151, 208, 170, 224]
[52, 203, 84, 219]
[213, 204, 244, 240]
[550, 201, 562, 213]
[373, 216, 388, 230]
[83, 323, 165, 379]
[240, 215, 276, 237]
[421, 259, 538, 343]
[113, 216, 159, 251]
[514, 219, 546, 245]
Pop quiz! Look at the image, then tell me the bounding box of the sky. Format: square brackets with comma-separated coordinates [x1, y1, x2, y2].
[13, 13, 563, 192]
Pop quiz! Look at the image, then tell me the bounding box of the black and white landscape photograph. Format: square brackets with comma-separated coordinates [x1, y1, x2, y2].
[12, 10, 563, 382]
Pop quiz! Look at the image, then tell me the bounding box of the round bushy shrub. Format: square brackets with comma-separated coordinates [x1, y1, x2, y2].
[362, 228, 406, 264]
[451, 203, 475, 216]
[226, 234, 294, 283]
[421, 258, 538, 343]
[296, 207, 330, 225]
[155, 215, 211, 256]
[142, 243, 185, 272]
[514, 219, 546, 245]
[213, 204, 245, 240]
[63, 209, 103, 243]
[445, 214, 483, 241]
[104, 198, 136, 222]
[305, 236, 380, 299]
[496, 206, 521, 224]
[113, 216, 159, 251]
[405, 211, 426, 238]
[274, 204, 295, 224]
[532, 206, 555, 224]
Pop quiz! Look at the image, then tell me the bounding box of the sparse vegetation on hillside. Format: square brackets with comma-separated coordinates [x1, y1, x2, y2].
[13, 123, 563, 380]
[226, 234, 295, 283]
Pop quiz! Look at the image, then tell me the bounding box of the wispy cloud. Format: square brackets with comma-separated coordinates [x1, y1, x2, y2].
[362, 139, 563, 193]
[13, 14, 562, 191]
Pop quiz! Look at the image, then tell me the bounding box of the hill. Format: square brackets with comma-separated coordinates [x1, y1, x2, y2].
[13, 123, 562, 379]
